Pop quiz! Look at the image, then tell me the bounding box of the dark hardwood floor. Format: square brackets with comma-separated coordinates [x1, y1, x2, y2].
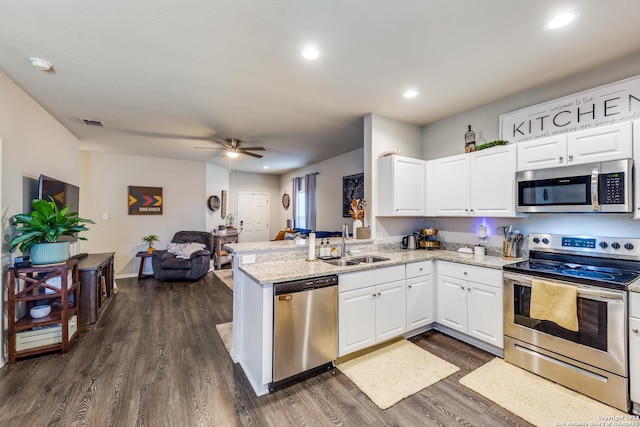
[0, 273, 533, 426]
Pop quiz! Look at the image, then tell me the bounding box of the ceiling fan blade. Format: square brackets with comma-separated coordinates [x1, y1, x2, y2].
[239, 150, 263, 158]
[238, 146, 265, 151]
[193, 146, 224, 150]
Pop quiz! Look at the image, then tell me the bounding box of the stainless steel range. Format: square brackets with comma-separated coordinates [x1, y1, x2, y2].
[503, 233, 640, 412]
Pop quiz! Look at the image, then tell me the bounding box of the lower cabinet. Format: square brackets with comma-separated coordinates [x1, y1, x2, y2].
[437, 261, 503, 349]
[630, 292, 640, 411]
[406, 261, 434, 330]
[338, 265, 406, 356]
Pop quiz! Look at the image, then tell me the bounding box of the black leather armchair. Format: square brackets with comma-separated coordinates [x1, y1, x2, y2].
[151, 231, 213, 281]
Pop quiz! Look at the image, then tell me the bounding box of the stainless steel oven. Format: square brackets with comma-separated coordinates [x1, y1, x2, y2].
[503, 233, 640, 412]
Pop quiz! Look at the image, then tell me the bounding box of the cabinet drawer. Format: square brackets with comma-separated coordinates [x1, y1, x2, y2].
[631, 292, 640, 318]
[339, 265, 405, 293]
[406, 261, 433, 278]
[437, 261, 502, 288]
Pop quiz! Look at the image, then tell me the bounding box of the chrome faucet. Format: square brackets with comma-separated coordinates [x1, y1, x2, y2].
[341, 223, 348, 257]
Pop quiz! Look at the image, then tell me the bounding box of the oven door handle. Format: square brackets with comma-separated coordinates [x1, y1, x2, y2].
[505, 274, 625, 301]
[591, 166, 600, 211]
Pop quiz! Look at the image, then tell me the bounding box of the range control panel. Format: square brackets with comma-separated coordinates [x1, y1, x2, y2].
[529, 233, 640, 260]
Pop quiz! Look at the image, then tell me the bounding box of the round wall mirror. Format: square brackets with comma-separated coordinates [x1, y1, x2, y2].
[207, 195, 220, 211]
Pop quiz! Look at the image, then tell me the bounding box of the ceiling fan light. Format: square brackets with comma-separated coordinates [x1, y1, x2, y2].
[226, 151, 240, 158]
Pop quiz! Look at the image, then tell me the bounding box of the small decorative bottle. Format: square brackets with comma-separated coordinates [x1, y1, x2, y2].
[465, 125, 476, 153]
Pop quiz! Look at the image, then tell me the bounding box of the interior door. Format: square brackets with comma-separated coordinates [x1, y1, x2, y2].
[237, 192, 269, 243]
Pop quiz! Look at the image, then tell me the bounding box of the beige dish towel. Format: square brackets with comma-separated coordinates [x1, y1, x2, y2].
[530, 279, 579, 331]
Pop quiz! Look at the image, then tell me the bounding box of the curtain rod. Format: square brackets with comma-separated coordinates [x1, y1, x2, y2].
[291, 172, 319, 180]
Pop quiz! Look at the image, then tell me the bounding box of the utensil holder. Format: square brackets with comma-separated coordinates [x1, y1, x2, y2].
[503, 240, 522, 258]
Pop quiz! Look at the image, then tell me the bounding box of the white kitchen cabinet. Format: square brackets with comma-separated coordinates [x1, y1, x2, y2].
[377, 155, 427, 216]
[436, 261, 503, 349]
[406, 261, 434, 331]
[517, 122, 632, 171]
[633, 120, 640, 219]
[338, 265, 406, 356]
[432, 145, 517, 217]
[432, 154, 469, 216]
[630, 292, 640, 412]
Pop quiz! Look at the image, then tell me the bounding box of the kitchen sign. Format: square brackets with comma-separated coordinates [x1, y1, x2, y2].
[500, 74, 640, 142]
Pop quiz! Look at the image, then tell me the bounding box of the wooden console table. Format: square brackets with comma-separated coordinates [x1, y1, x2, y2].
[78, 253, 115, 331]
[213, 232, 239, 269]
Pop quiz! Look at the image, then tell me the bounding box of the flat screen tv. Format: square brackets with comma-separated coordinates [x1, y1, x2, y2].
[38, 174, 80, 242]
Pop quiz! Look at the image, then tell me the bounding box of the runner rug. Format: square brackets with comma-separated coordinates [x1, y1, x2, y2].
[459, 358, 630, 426]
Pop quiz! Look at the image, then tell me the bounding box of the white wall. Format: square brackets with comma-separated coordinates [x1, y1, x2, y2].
[364, 114, 424, 240]
[206, 163, 230, 233]
[229, 171, 280, 239]
[79, 151, 227, 276]
[279, 148, 364, 234]
[421, 51, 640, 245]
[0, 70, 80, 362]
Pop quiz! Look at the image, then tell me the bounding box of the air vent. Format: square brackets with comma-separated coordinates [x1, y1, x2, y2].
[79, 118, 104, 127]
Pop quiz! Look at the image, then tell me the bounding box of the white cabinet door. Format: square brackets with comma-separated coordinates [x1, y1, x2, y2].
[375, 280, 407, 342]
[434, 154, 470, 216]
[567, 122, 632, 165]
[437, 275, 467, 333]
[406, 274, 434, 330]
[338, 287, 376, 356]
[516, 135, 567, 171]
[376, 156, 426, 216]
[630, 316, 640, 405]
[467, 281, 503, 348]
[633, 121, 640, 219]
[471, 144, 517, 216]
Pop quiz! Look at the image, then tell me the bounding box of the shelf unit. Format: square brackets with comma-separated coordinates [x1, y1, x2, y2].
[7, 259, 80, 363]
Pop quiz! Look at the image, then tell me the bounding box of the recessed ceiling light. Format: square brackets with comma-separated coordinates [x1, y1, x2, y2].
[263, 166, 270, 170]
[545, 12, 578, 30]
[226, 151, 240, 158]
[302, 47, 320, 60]
[403, 89, 419, 99]
[29, 57, 53, 71]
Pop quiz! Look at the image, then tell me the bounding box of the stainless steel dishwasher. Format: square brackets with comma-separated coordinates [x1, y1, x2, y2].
[270, 275, 338, 390]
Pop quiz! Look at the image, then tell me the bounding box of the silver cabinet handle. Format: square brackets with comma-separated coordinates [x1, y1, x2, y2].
[408, 284, 412, 289]
[633, 328, 639, 334]
[460, 286, 465, 290]
[372, 293, 377, 298]
[568, 154, 574, 162]
[467, 287, 471, 291]
[559, 156, 563, 163]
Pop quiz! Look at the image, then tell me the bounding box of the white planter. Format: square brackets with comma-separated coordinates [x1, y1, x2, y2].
[31, 241, 70, 265]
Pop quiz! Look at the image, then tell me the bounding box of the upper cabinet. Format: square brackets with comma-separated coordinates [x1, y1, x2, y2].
[431, 144, 517, 217]
[377, 155, 427, 216]
[517, 122, 632, 171]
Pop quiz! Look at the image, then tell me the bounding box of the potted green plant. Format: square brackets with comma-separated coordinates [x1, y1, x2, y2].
[142, 234, 159, 253]
[225, 213, 237, 229]
[10, 198, 95, 265]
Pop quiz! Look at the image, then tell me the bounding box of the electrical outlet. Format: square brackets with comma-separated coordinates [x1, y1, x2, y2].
[243, 254, 256, 264]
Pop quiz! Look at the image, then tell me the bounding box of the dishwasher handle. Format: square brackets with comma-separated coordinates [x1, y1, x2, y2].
[274, 275, 338, 295]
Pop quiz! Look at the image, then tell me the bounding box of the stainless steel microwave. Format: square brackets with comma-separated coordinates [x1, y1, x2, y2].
[516, 159, 633, 213]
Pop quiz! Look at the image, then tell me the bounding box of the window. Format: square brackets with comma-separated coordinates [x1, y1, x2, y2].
[294, 176, 306, 228]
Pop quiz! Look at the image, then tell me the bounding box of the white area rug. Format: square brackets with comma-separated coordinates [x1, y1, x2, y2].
[337, 340, 459, 409]
[215, 322, 233, 355]
[213, 269, 233, 290]
[459, 358, 629, 426]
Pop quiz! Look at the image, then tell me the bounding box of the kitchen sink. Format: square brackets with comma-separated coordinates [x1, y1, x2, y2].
[322, 258, 360, 266]
[322, 256, 390, 266]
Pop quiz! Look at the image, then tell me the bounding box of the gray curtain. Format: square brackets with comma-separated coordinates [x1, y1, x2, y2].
[305, 173, 316, 231]
[292, 176, 302, 228]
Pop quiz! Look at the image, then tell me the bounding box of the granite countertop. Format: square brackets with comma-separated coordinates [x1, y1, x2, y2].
[239, 249, 520, 285]
[629, 282, 640, 293]
[225, 237, 373, 253]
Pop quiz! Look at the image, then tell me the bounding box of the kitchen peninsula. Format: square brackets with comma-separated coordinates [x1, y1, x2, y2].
[225, 238, 516, 396]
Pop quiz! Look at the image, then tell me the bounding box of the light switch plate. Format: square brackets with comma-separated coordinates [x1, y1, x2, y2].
[243, 254, 256, 264]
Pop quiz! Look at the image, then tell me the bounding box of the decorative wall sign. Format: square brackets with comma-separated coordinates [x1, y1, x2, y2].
[342, 173, 364, 217]
[500, 74, 640, 143]
[221, 190, 227, 219]
[128, 186, 163, 215]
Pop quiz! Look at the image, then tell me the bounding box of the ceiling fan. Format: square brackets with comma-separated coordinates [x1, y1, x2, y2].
[194, 138, 265, 158]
